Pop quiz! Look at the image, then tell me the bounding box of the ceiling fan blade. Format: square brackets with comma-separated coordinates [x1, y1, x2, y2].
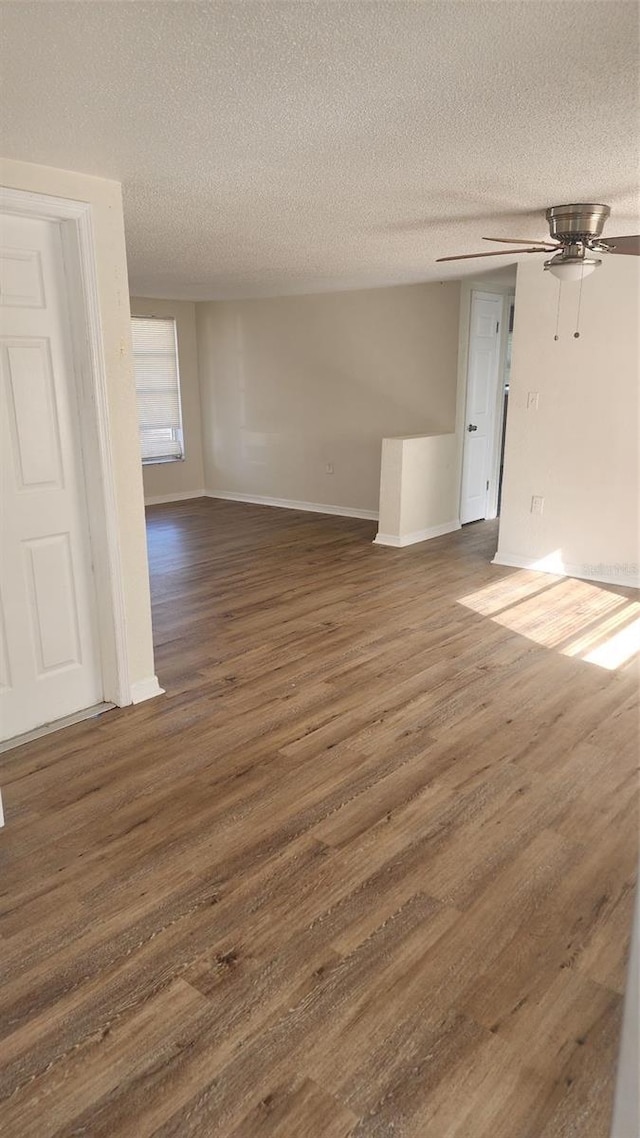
[602, 235, 640, 256]
[436, 248, 550, 262]
[483, 236, 558, 248]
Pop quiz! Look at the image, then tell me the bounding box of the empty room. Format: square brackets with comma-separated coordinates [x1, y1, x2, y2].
[0, 2, 638, 1137]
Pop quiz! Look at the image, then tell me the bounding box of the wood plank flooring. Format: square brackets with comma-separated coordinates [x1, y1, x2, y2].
[1, 498, 638, 1137]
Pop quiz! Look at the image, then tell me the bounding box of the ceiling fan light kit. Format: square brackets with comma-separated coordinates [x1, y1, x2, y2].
[544, 249, 601, 281]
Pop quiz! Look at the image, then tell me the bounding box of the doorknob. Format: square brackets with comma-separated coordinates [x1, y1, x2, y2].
[467, 423, 478, 432]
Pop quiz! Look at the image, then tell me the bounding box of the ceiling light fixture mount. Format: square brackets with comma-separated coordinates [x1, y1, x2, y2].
[545, 202, 610, 243]
[543, 204, 610, 281]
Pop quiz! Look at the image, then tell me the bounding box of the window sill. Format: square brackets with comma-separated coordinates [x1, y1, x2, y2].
[142, 456, 185, 466]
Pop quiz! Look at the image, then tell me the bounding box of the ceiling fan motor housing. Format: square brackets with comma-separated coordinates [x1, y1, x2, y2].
[546, 203, 611, 244]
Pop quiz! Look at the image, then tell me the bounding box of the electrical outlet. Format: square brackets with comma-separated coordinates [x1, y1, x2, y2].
[325, 463, 334, 475]
[531, 495, 544, 515]
[527, 392, 540, 411]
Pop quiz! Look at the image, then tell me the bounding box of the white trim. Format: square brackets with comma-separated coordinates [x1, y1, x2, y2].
[486, 292, 515, 520]
[0, 186, 132, 706]
[492, 552, 640, 589]
[458, 290, 505, 525]
[130, 675, 165, 704]
[454, 279, 516, 525]
[0, 188, 101, 223]
[206, 490, 378, 521]
[64, 209, 130, 704]
[145, 489, 206, 506]
[373, 521, 461, 547]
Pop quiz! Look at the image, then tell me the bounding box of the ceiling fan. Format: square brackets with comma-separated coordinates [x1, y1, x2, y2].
[436, 204, 640, 280]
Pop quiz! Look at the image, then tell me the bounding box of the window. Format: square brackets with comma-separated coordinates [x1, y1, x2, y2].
[131, 316, 184, 463]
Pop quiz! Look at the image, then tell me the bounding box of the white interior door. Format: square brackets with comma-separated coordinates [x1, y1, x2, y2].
[460, 291, 502, 524]
[0, 213, 103, 741]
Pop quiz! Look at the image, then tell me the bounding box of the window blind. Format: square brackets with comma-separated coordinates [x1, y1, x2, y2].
[131, 316, 184, 462]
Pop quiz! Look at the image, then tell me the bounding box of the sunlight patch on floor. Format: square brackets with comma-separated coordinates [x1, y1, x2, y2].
[582, 616, 640, 670]
[458, 571, 640, 670]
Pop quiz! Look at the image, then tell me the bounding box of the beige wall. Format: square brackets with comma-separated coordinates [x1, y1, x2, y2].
[376, 433, 460, 546]
[496, 256, 640, 586]
[130, 298, 205, 501]
[196, 282, 461, 513]
[1, 157, 157, 692]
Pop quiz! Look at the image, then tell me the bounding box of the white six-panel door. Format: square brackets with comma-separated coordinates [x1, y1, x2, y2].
[0, 213, 103, 741]
[460, 291, 503, 525]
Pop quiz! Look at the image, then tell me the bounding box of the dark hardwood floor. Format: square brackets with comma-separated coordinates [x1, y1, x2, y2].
[1, 498, 638, 1137]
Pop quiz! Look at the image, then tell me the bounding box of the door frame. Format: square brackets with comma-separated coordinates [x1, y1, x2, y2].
[1, 186, 131, 706]
[454, 280, 516, 523]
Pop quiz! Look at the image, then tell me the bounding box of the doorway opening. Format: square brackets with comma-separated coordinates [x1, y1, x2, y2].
[459, 288, 515, 526]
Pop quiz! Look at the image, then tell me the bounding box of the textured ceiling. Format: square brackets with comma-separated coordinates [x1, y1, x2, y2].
[2, 1, 639, 299]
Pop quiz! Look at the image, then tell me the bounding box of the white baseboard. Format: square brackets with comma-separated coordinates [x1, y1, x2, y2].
[373, 520, 461, 548]
[492, 552, 640, 589]
[144, 490, 206, 506]
[130, 675, 165, 704]
[206, 490, 378, 521]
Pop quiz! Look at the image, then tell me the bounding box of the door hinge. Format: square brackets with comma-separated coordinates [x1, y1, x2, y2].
[496, 321, 500, 333]
[486, 480, 490, 490]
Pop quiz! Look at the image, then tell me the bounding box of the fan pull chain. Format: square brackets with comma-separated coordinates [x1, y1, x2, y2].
[553, 278, 562, 341]
[574, 265, 585, 338]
